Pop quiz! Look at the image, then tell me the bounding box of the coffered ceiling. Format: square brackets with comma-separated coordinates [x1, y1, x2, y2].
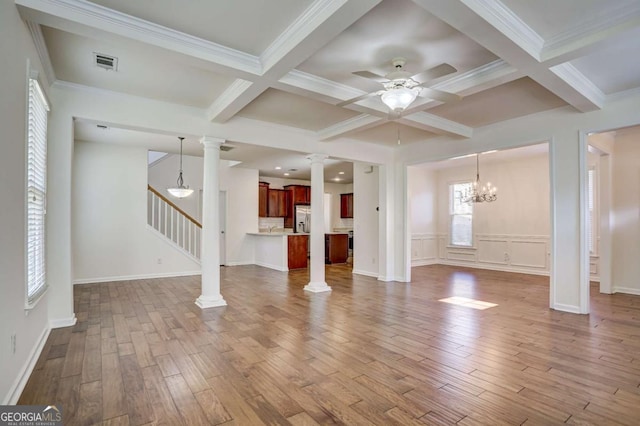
[15, 0, 640, 173]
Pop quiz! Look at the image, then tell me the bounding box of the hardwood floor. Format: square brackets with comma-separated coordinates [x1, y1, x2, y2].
[19, 264, 640, 425]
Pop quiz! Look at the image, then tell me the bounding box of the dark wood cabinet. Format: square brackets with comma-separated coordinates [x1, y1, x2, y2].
[340, 193, 353, 218]
[288, 235, 309, 269]
[325, 234, 348, 264]
[258, 182, 269, 217]
[267, 189, 287, 217]
[284, 185, 311, 228]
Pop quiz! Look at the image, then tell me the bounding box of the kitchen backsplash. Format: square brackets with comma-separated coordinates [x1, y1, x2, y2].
[258, 217, 284, 230]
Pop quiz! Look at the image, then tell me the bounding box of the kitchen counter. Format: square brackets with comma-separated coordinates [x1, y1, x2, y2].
[248, 232, 309, 271]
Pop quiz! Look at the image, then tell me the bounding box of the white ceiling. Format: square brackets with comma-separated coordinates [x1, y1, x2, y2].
[15, 0, 640, 174]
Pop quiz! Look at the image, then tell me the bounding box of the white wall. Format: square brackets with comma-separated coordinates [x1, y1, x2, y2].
[353, 163, 379, 277]
[611, 128, 640, 294]
[0, 2, 51, 404]
[408, 166, 438, 265]
[73, 141, 201, 282]
[219, 162, 259, 266]
[409, 153, 552, 275]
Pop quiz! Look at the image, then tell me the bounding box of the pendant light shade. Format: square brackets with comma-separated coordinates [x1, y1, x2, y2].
[380, 86, 421, 112]
[167, 137, 194, 198]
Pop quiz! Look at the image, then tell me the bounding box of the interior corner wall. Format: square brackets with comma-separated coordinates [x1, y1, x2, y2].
[219, 163, 259, 265]
[611, 129, 640, 294]
[73, 141, 201, 283]
[0, 2, 51, 404]
[408, 166, 438, 266]
[353, 163, 379, 277]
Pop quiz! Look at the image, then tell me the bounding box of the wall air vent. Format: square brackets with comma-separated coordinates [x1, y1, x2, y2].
[93, 52, 118, 71]
[220, 145, 234, 152]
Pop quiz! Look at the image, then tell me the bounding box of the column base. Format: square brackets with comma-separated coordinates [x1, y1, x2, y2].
[304, 282, 332, 293]
[195, 294, 227, 309]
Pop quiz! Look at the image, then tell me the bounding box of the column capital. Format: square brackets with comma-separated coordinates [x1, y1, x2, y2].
[307, 153, 328, 164]
[200, 136, 225, 148]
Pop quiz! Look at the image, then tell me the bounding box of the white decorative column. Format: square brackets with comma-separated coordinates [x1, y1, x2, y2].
[196, 136, 227, 309]
[304, 154, 331, 293]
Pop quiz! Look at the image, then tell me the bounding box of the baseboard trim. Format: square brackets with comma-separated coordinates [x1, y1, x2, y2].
[612, 286, 640, 296]
[49, 315, 77, 329]
[73, 271, 201, 285]
[224, 261, 254, 267]
[351, 269, 378, 278]
[434, 260, 550, 277]
[3, 325, 51, 405]
[377, 275, 395, 282]
[411, 259, 438, 267]
[552, 303, 584, 314]
[254, 262, 288, 272]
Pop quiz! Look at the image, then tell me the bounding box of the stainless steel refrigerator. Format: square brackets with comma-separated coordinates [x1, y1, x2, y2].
[294, 204, 311, 233]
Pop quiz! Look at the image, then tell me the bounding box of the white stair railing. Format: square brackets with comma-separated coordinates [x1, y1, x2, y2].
[147, 185, 201, 259]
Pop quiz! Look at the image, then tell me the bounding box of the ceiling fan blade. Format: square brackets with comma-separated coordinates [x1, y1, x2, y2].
[417, 86, 461, 103]
[411, 63, 457, 84]
[353, 70, 388, 83]
[336, 92, 377, 107]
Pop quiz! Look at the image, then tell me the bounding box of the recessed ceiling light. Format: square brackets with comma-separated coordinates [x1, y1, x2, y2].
[338, 171, 345, 175]
[334, 177, 341, 181]
[284, 172, 290, 176]
[275, 166, 281, 170]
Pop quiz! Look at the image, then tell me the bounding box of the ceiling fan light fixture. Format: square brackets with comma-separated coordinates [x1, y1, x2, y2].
[167, 137, 194, 199]
[380, 86, 420, 112]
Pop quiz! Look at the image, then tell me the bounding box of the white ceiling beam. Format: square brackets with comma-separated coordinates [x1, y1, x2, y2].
[206, 79, 264, 123]
[207, 0, 382, 122]
[399, 113, 473, 138]
[413, 0, 604, 112]
[316, 114, 384, 141]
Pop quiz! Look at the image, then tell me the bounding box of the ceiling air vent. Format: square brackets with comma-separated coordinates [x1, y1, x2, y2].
[220, 145, 234, 152]
[93, 52, 118, 71]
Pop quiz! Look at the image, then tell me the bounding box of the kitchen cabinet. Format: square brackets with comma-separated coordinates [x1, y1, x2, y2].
[325, 234, 349, 264]
[267, 189, 287, 217]
[284, 185, 310, 228]
[258, 182, 269, 217]
[340, 193, 353, 218]
[288, 235, 309, 269]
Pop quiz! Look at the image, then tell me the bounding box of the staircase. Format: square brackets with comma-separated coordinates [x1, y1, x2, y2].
[147, 185, 201, 261]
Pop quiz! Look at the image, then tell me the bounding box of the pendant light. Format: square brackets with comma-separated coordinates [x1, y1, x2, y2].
[167, 137, 194, 198]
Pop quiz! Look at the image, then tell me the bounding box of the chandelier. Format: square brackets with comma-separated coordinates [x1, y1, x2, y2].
[463, 154, 497, 203]
[167, 137, 194, 198]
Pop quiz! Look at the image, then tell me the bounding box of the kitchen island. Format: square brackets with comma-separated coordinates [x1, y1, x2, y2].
[248, 232, 309, 271]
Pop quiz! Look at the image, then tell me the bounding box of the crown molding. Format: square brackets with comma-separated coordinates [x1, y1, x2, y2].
[461, 0, 544, 61]
[206, 79, 254, 122]
[25, 21, 56, 87]
[401, 112, 473, 138]
[261, 0, 348, 73]
[432, 59, 519, 94]
[16, 0, 261, 75]
[316, 114, 383, 141]
[541, 2, 640, 62]
[550, 63, 604, 110]
[279, 69, 364, 101]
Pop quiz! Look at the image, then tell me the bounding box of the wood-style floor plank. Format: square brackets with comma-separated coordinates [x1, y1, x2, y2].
[17, 265, 640, 425]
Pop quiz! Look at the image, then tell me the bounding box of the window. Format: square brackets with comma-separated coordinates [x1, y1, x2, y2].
[587, 168, 597, 254]
[450, 182, 473, 246]
[26, 76, 49, 307]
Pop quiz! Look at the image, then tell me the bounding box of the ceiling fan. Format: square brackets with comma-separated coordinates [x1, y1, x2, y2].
[337, 57, 461, 115]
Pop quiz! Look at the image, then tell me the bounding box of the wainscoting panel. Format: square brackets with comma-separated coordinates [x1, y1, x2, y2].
[411, 234, 438, 266]
[510, 239, 548, 270]
[477, 238, 509, 265]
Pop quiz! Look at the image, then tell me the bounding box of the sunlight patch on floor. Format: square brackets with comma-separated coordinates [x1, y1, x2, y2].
[439, 296, 498, 310]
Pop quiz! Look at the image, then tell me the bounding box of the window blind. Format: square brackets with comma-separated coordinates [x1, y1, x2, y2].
[26, 77, 49, 306]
